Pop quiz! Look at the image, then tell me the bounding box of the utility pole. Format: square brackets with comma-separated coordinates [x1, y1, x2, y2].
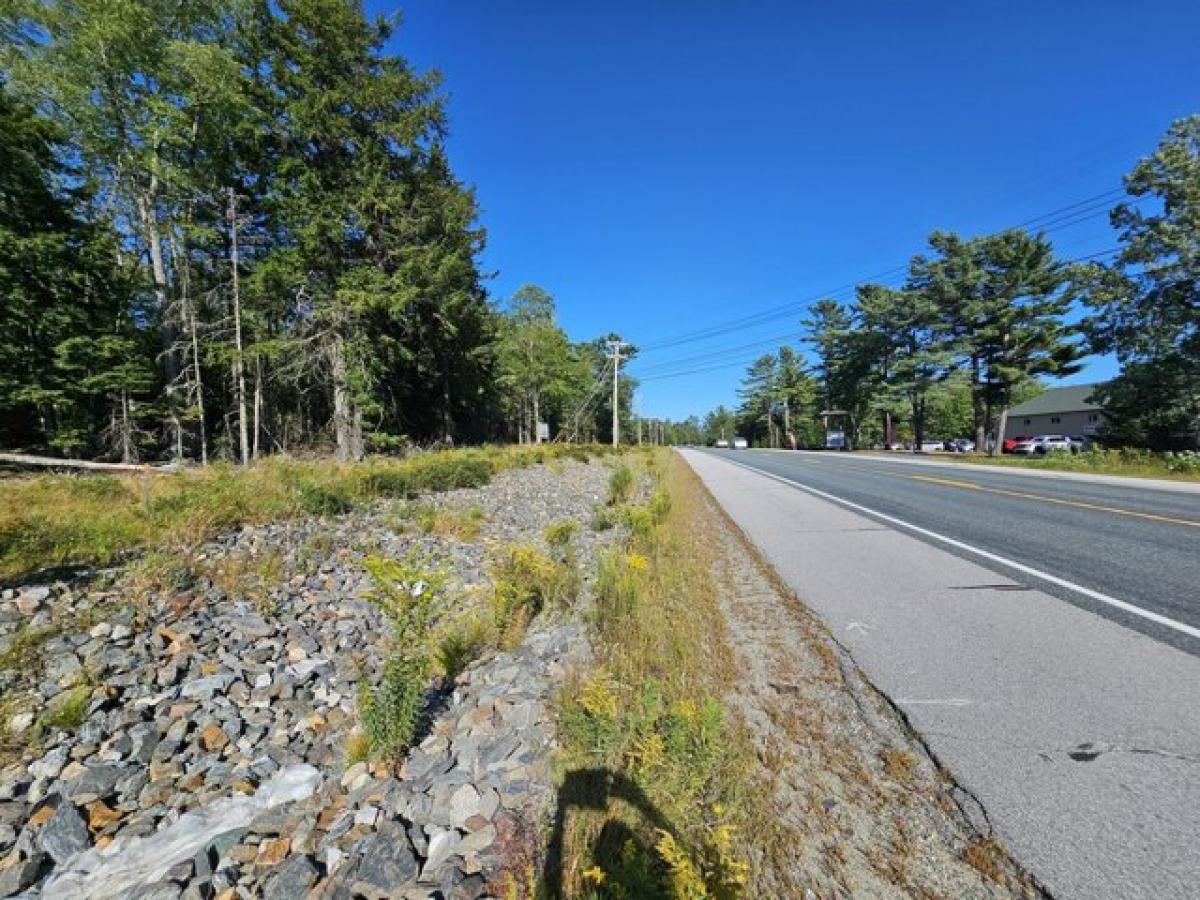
[607, 340, 627, 446]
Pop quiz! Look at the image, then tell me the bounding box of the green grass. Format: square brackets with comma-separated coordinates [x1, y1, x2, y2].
[37, 683, 92, 733]
[606, 463, 635, 505]
[0, 444, 619, 583]
[869, 447, 1200, 480]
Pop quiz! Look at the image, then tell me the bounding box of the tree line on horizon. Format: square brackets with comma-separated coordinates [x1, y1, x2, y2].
[0, 0, 633, 464]
[662, 116, 1199, 454]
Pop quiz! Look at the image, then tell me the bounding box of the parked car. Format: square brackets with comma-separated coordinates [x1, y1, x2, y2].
[950, 438, 975, 453]
[715, 439, 729, 448]
[1003, 434, 1031, 454]
[1013, 434, 1081, 455]
[732, 437, 749, 449]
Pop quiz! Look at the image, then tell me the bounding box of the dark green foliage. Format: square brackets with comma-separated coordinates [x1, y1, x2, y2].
[0, 84, 144, 457]
[1077, 116, 1200, 450]
[293, 480, 356, 517]
[360, 654, 427, 758]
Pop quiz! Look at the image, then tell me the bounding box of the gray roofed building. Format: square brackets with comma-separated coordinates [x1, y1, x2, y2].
[1005, 383, 1106, 439]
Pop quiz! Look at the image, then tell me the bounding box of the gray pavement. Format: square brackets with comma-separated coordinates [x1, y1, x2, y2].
[680, 448, 1200, 900]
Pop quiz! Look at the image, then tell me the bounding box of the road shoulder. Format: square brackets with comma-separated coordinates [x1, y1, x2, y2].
[680, 448, 1200, 900]
[677, 457, 1038, 897]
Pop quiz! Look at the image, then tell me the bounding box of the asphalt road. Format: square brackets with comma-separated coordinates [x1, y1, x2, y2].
[708, 449, 1200, 654]
[681, 448, 1200, 900]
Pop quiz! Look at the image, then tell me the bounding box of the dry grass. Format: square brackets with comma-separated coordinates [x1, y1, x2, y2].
[963, 838, 1010, 886]
[195, 550, 284, 614]
[0, 444, 618, 583]
[554, 451, 765, 899]
[881, 747, 919, 782]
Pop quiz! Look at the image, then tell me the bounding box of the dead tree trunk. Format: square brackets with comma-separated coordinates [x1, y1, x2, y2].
[330, 336, 363, 462]
[228, 189, 250, 465]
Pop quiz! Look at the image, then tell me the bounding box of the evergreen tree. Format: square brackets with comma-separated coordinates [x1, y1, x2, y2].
[911, 230, 1080, 453]
[736, 353, 779, 446]
[0, 82, 140, 455]
[251, 0, 482, 459]
[1079, 116, 1200, 449]
[857, 283, 951, 450]
[802, 299, 876, 448]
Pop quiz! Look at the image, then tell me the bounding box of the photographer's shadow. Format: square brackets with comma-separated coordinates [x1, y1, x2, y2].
[542, 767, 674, 899]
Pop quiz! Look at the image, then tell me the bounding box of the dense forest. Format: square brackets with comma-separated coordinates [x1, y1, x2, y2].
[0, 0, 633, 463]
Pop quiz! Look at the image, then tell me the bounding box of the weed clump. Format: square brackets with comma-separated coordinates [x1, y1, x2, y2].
[38, 683, 92, 733]
[359, 552, 449, 757]
[607, 463, 635, 505]
[401, 503, 485, 541]
[589, 505, 615, 532]
[435, 616, 489, 681]
[489, 543, 579, 645]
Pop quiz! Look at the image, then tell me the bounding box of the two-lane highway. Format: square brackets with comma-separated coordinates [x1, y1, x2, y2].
[707, 449, 1200, 653]
[681, 448, 1200, 899]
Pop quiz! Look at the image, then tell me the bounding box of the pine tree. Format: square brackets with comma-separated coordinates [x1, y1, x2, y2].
[1079, 116, 1200, 449]
[0, 83, 140, 455]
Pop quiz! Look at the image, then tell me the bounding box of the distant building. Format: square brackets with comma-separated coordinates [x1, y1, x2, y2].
[1005, 384, 1106, 440]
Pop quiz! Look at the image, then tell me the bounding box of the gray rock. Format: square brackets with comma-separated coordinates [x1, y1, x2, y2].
[458, 823, 496, 856]
[263, 853, 320, 900]
[446, 783, 481, 827]
[65, 764, 122, 803]
[0, 850, 45, 895]
[44, 653, 83, 686]
[38, 802, 90, 865]
[350, 826, 419, 893]
[29, 746, 69, 781]
[229, 615, 274, 639]
[420, 827, 463, 881]
[127, 880, 184, 900]
[180, 672, 234, 700]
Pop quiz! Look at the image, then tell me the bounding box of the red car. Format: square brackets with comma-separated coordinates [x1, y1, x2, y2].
[1002, 435, 1030, 454]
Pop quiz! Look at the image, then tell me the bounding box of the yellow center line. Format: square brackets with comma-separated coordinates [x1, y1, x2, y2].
[903, 472, 1200, 528]
[773, 454, 1200, 528]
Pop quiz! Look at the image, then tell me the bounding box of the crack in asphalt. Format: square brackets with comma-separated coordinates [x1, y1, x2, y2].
[920, 731, 1200, 765]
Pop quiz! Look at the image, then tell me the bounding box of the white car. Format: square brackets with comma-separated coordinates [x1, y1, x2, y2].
[714, 439, 729, 448]
[1013, 434, 1080, 455]
[732, 437, 749, 449]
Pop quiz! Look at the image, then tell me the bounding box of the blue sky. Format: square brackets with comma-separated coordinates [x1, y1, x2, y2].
[375, 0, 1200, 420]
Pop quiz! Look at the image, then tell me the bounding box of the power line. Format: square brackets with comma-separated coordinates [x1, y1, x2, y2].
[632, 329, 802, 376]
[635, 188, 1137, 356]
[1011, 187, 1126, 229]
[634, 246, 1123, 384]
[607, 340, 628, 445]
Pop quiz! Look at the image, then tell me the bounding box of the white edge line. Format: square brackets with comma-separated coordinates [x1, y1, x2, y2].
[708, 452, 1200, 642]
